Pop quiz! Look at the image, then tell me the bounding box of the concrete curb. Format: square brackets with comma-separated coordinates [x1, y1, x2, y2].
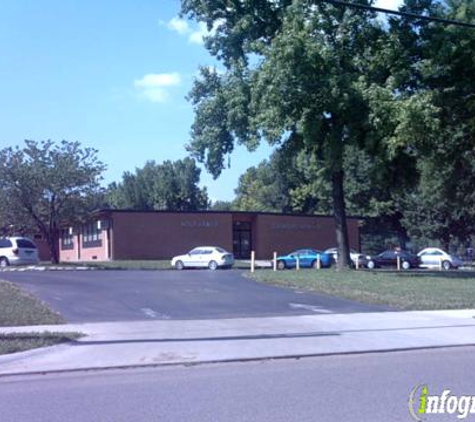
[0, 266, 96, 272]
[1, 342, 475, 378]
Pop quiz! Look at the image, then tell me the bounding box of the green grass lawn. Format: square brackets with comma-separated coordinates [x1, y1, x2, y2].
[73, 260, 173, 270]
[40, 260, 171, 270]
[247, 269, 475, 310]
[50, 260, 257, 270]
[0, 280, 78, 355]
[0, 280, 64, 326]
[0, 332, 81, 355]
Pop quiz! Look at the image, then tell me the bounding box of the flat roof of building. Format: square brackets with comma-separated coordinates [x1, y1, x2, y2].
[94, 208, 363, 220]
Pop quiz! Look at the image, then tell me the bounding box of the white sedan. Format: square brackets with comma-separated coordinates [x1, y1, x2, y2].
[417, 247, 463, 270]
[324, 247, 368, 268]
[171, 246, 235, 270]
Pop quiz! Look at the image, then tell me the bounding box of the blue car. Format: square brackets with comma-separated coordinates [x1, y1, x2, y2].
[276, 249, 332, 270]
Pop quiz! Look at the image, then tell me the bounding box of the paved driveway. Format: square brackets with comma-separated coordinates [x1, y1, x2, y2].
[0, 270, 390, 323]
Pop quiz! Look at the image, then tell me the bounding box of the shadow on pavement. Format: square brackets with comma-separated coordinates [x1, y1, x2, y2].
[72, 331, 340, 345]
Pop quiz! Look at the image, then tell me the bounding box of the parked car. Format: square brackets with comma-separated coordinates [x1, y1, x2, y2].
[417, 247, 463, 270]
[171, 246, 234, 270]
[0, 237, 40, 267]
[367, 250, 420, 270]
[324, 247, 368, 268]
[276, 249, 332, 270]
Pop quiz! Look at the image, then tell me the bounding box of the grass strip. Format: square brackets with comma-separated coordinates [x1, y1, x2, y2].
[47, 260, 257, 270]
[0, 332, 81, 355]
[247, 269, 475, 310]
[0, 280, 64, 326]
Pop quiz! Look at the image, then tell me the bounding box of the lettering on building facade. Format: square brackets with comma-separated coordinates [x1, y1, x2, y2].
[271, 222, 322, 231]
[181, 220, 219, 228]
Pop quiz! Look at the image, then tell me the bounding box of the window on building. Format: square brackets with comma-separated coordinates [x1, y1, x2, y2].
[82, 222, 102, 248]
[61, 230, 74, 250]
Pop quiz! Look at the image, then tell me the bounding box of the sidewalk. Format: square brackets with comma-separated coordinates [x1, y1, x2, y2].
[1, 310, 475, 376]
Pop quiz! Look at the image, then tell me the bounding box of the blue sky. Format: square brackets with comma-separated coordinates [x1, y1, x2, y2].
[0, 0, 400, 202]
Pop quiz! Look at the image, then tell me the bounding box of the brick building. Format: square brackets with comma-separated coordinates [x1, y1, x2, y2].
[59, 209, 361, 262]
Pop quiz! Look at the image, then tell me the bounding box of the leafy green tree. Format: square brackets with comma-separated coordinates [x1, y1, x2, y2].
[0, 140, 106, 263]
[106, 158, 209, 211]
[209, 200, 234, 211]
[234, 143, 414, 252]
[234, 149, 294, 212]
[182, 0, 435, 268]
[388, 0, 475, 251]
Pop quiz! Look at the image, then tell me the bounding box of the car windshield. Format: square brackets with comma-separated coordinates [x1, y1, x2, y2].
[215, 247, 227, 253]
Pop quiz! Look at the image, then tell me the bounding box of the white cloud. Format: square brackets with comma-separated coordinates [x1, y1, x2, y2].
[134, 73, 181, 88]
[161, 16, 223, 45]
[167, 17, 190, 35]
[189, 22, 209, 45]
[134, 72, 181, 103]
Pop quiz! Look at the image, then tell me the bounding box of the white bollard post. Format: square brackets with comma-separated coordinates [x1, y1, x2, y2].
[317, 255, 321, 270]
[355, 256, 359, 270]
[273, 252, 277, 271]
[296, 256, 300, 270]
[251, 251, 255, 273]
[439, 257, 443, 271]
[397, 255, 401, 271]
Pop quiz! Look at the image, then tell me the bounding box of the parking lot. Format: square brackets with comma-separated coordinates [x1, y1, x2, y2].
[0, 269, 390, 323]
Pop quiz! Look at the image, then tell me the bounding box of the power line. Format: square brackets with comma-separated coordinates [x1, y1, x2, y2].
[318, 0, 475, 29]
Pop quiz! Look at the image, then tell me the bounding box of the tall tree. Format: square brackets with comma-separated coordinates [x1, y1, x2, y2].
[234, 149, 296, 212]
[389, 0, 475, 250]
[182, 0, 434, 268]
[106, 158, 209, 211]
[0, 140, 106, 263]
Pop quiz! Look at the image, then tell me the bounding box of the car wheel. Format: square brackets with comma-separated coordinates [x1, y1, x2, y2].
[208, 260, 218, 271]
[0, 257, 9, 268]
[367, 260, 375, 270]
[175, 260, 184, 270]
[402, 261, 411, 270]
[442, 260, 451, 271]
[277, 260, 286, 270]
[311, 259, 318, 269]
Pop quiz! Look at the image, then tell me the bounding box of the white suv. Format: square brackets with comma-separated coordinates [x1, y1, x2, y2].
[0, 237, 40, 267]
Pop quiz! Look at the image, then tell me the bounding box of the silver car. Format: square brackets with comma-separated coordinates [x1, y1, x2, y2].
[417, 247, 463, 270]
[171, 246, 234, 270]
[0, 237, 40, 267]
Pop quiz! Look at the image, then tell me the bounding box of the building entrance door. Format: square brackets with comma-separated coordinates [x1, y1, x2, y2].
[233, 221, 252, 259]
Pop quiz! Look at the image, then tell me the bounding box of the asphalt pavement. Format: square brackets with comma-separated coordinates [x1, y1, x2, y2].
[0, 269, 390, 322]
[1, 346, 474, 422]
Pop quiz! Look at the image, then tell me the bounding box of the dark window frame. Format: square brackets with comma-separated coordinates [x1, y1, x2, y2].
[61, 230, 74, 251]
[82, 222, 102, 248]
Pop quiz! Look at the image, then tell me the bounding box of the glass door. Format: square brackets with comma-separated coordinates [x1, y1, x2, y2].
[233, 222, 252, 259]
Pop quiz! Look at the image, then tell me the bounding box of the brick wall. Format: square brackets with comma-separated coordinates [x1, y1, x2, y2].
[254, 214, 360, 259]
[111, 212, 233, 260]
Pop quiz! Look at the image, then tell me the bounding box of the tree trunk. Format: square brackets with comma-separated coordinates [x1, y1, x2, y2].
[441, 233, 450, 253]
[46, 227, 60, 264]
[332, 169, 351, 270]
